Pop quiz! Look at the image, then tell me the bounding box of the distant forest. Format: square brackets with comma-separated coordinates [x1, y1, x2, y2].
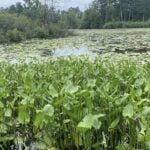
[0, 0, 150, 43]
[82, 0, 150, 28]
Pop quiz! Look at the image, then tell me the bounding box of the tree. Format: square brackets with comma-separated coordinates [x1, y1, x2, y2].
[61, 7, 82, 28]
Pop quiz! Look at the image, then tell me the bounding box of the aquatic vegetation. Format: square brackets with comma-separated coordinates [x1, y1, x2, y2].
[0, 57, 150, 149]
[0, 29, 150, 149]
[0, 29, 150, 64]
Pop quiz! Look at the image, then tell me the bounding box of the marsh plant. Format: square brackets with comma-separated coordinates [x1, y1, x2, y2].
[0, 57, 150, 149]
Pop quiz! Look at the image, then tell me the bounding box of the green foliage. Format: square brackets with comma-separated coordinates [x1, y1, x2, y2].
[0, 0, 70, 43]
[0, 12, 33, 43]
[78, 114, 104, 130]
[103, 21, 150, 29]
[0, 12, 69, 43]
[0, 12, 33, 32]
[48, 23, 70, 38]
[103, 21, 123, 29]
[1, 0, 150, 33]
[0, 34, 7, 43]
[34, 26, 48, 38]
[60, 7, 82, 29]
[0, 58, 150, 149]
[79, 0, 150, 29]
[81, 7, 103, 29]
[6, 28, 24, 42]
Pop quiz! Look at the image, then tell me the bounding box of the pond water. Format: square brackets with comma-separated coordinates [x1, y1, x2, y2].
[4, 47, 96, 64]
[42, 47, 95, 57]
[1, 29, 150, 64]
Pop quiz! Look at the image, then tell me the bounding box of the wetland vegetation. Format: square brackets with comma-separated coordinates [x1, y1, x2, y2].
[0, 0, 150, 150]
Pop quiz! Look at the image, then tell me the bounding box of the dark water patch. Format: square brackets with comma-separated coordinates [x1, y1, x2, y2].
[114, 47, 150, 54]
[41, 50, 53, 57]
[114, 49, 126, 54]
[41, 46, 150, 58]
[92, 49, 107, 55]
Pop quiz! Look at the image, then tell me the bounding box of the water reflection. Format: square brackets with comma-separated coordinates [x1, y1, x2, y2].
[42, 47, 94, 57]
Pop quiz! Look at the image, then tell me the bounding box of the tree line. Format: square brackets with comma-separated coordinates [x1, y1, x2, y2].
[0, 0, 70, 43]
[0, 0, 150, 43]
[81, 0, 150, 28]
[64, 0, 150, 29]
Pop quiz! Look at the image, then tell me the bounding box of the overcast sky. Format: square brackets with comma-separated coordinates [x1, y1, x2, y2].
[0, 0, 93, 10]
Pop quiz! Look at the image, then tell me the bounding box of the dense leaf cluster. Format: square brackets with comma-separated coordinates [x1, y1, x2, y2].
[0, 58, 150, 149]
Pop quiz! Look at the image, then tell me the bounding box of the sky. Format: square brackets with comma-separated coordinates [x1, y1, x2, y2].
[0, 0, 93, 10]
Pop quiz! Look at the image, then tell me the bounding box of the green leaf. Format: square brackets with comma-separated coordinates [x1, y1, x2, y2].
[64, 81, 79, 94]
[116, 144, 133, 150]
[49, 85, 58, 98]
[23, 72, 32, 90]
[35, 141, 47, 149]
[63, 119, 71, 124]
[4, 108, 12, 117]
[42, 104, 54, 117]
[136, 99, 150, 106]
[78, 114, 104, 130]
[109, 117, 120, 131]
[21, 95, 35, 105]
[85, 98, 93, 111]
[142, 107, 150, 115]
[135, 79, 144, 87]
[34, 111, 45, 128]
[14, 137, 24, 144]
[0, 101, 4, 108]
[78, 114, 94, 129]
[93, 118, 102, 130]
[122, 104, 134, 118]
[144, 80, 150, 92]
[0, 136, 13, 142]
[87, 79, 96, 87]
[18, 106, 30, 124]
[138, 133, 145, 142]
[139, 121, 146, 136]
[0, 124, 8, 134]
[136, 88, 142, 96]
[145, 129, 150, 147]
